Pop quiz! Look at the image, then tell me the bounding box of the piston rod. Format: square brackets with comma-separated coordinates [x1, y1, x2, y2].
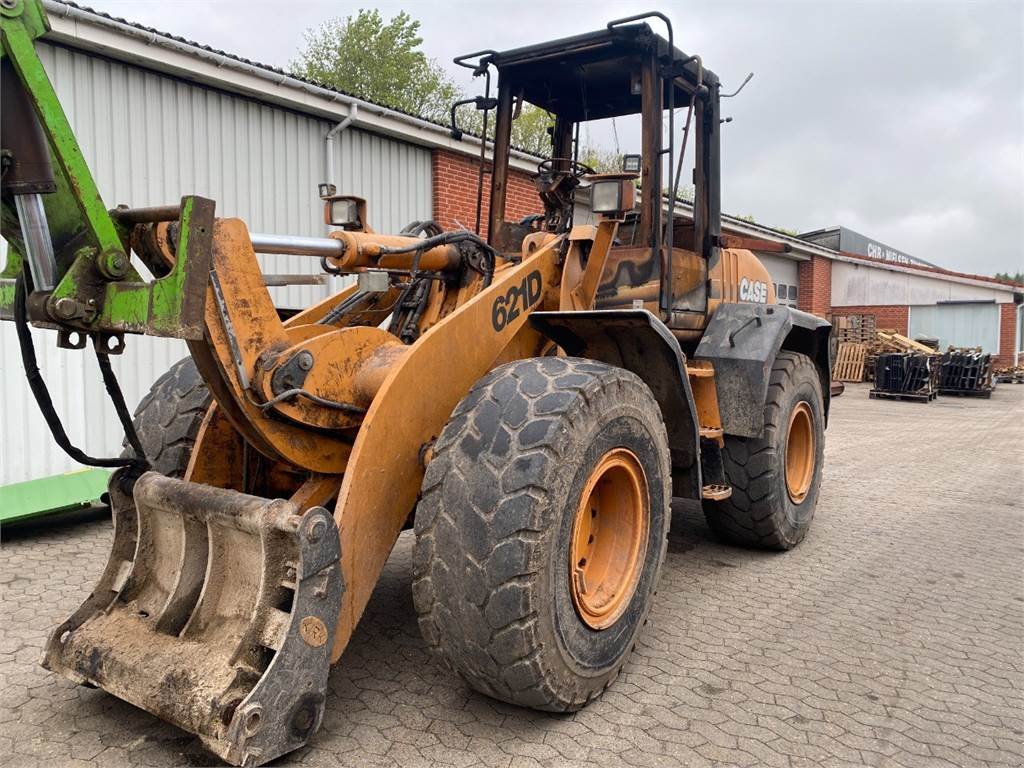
[108, 204, 347, 257]
[14, 194, 57, 291]
[249, 232, 344, 258]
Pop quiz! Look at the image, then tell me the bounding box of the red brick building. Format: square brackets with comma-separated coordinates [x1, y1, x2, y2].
[431, 149, 542, 237]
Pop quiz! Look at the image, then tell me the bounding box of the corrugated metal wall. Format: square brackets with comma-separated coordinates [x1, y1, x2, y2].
[908, 304, 1001, 354]
[0, 42, 432, 485]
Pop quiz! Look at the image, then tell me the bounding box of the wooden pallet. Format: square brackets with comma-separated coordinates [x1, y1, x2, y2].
[830, 313, 877, 344]
[869, 389, 937, 403]
[876, 331, 936, 354]
[939, 388, 993, 399]
[833, 342, 867, 382]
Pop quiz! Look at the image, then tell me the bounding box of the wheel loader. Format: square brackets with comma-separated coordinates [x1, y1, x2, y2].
[1, 4, 832, 765]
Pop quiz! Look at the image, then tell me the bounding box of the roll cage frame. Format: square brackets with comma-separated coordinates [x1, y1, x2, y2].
[463, 16, 723, 323]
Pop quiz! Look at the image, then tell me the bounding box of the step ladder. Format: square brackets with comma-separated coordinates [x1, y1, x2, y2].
[686, 361, 733, 501]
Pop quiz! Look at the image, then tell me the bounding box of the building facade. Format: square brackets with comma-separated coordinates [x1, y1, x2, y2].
[795, 241, 1021, 365]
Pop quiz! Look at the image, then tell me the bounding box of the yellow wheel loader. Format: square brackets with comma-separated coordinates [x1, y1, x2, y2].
[1, 5, 832, 765]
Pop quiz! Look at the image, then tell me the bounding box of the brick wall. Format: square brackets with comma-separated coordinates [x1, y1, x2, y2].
[997, 302, 1020, 367]
[797, 255, 832, 317]
[829, 304, 910, 335]
[431, 149, 542, 239]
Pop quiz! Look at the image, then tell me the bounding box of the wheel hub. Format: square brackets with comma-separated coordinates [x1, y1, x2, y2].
[569, 448, 649, 630]
[785, 401, 815, 503]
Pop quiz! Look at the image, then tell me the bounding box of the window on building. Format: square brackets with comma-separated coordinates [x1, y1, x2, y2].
[773, 283, 798, 307]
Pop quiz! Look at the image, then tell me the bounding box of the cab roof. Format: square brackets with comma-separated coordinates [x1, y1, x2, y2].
[482, 23, 719, 122]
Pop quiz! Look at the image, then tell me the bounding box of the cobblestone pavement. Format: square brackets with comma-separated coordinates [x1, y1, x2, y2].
[2, 384, 1022, 768]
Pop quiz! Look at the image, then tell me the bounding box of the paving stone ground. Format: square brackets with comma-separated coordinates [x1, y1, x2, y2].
[2, 383, 1022, 768]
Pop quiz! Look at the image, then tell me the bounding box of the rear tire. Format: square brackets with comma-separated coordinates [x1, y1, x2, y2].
[702, 351, 825, 550]
[412, 357, 671, 711]
[122, 357, 211, 477]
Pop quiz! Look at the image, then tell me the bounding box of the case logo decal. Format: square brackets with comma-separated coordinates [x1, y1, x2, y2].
[739, 277, 768, 304]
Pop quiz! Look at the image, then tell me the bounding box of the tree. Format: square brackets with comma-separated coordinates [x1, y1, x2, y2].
[994, 271, 1024, 284]
[510, 104, 555, 157]
[578, 146, 622, 174]
[459, 101, 555, 157]
[293, 11, 554, 153]
[291, 10, 459, 122]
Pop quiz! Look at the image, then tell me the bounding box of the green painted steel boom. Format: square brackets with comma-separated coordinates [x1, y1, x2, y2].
[1, 0, 209, 344]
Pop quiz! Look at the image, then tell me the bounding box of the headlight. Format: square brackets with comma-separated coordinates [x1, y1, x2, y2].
[591, 180, 623, 213]
[590, 178, 635, 216]
[322, 196, 366, 230]
[328, 199, 359, 227]
[621, 154, 641, 173]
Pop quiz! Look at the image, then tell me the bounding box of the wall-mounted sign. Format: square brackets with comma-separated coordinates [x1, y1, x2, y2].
[799, 226, 936, 268]
[842, 228, 931, 266]
[863, 240, 912, 265]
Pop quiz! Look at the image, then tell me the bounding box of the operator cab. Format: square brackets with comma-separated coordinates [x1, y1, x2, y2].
[458, 16, 723, 332]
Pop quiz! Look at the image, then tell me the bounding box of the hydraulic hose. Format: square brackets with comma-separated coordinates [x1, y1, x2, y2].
[13, 275, 149, 473]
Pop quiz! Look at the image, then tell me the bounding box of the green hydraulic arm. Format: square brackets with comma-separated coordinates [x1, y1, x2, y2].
[1, 0, 209, 344]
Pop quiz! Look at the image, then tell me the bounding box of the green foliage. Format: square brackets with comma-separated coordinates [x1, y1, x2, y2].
[578, 146, 622, 173]
[734, 214, 798, 236]
[994, 271, 1024, 284]
[511, 105, 556, 156]
[461, 102, 555, 156]
[292, 10, 555, 152]
[672, 184, 696, 203]
[291, 10, 459, 122]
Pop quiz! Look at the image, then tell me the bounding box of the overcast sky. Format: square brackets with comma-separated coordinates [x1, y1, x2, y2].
[84, 0, 1023, 276]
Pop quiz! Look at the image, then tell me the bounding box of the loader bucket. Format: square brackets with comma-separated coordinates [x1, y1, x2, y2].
[42, 470, 343, 767]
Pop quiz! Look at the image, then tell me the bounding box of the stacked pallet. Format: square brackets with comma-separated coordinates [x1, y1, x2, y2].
[859, 330, 932, 384]
[875, 331, 936, 354]
[830, 314, 877, 344]
[938, 350, 993, 397]
[994, 365, 1024, 384]
[870, 352, 939, 402]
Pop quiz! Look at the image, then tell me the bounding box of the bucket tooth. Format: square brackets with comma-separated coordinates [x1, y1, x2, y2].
[42, 469, 343, 767]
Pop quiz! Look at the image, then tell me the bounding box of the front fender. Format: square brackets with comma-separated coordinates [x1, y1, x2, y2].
[530, 309, 703, 501]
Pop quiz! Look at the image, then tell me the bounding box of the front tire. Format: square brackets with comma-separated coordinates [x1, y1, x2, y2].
[122, 357, 211, 477]
[412, 357, 671, 711]
[702, 351, 825, 550]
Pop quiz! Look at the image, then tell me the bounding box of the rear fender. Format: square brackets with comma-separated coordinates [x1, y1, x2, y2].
[695, 304, 832, 438]
[530, 309, 703, 501]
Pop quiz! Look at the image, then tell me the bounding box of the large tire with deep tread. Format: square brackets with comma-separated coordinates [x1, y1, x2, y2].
[703, 350, 825, 550]
[412, 357, 671, 711]
[122, 357, 211, 477]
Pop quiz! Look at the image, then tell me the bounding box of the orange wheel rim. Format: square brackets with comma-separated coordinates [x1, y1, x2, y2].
[785, 402, 815, 503]
[569, 448, 649, 630]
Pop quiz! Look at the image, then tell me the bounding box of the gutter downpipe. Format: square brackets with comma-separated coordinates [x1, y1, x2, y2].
[325, 103, 358, 212]
[323, 103, 357, 296]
